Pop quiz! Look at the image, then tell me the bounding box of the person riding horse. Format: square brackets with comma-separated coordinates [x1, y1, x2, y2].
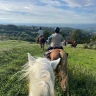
[37, 27, 46, 50]
[47, 27, 63, 50]
[45, 27, 63, 58]
[71, 41, 77, 47]
[37, 27, 44, 43]
[44, 27, 69, 95]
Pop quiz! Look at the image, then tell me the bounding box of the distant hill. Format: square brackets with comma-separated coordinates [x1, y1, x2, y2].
[22, 23, 96, 30]
[0, 24, 93, 42]
[84, 28, 96, 33]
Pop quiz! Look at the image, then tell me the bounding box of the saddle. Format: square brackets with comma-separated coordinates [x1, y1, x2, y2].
[44, 47, 63, 59]
[44, 50, 53, 59]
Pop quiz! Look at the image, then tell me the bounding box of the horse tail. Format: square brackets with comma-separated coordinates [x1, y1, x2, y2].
[60, 51, 69, 93]
[60, 51, 68, 73]
[42, 37, 46, 43]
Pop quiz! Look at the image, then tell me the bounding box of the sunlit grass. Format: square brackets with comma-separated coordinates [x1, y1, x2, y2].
[0, 40, 96, 96]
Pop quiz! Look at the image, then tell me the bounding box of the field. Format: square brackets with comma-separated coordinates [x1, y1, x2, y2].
[0, 40, 96, 96]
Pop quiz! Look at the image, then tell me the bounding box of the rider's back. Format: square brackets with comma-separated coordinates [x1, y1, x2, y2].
[51, 33, 62, 48]
[38, 29, 43, 37]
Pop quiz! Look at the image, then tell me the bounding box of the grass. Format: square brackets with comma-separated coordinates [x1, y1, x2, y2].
[0, 40, 96, 96]
[65, 47, 96, 96]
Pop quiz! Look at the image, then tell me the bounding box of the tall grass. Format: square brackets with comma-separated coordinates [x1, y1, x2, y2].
[65, 47, 96, 96]
[0, 40, 96, 96]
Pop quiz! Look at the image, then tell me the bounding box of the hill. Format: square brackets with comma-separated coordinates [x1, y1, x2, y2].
[85, 28, 96, 33]
[0, 24, 92, 43]
[0, 40, 96, 96]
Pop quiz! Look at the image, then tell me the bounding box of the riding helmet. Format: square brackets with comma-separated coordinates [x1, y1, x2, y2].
[54, 27, 60, 33]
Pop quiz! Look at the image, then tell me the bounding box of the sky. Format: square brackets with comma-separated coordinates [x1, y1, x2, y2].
[0, 0, 96, 24]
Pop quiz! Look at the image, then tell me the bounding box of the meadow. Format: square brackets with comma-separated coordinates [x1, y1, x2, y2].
[0, 40, 96, 96]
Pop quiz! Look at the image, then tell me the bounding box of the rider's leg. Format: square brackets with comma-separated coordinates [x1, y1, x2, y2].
[37, 37, 39, 43]
[60, 46, 63, 49]
[47, 47, 53, 51]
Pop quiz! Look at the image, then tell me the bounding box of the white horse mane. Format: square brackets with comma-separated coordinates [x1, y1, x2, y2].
[21, 53, 60, 96]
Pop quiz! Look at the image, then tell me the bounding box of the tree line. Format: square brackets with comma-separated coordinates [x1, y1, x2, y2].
[0, 24, 96, 43]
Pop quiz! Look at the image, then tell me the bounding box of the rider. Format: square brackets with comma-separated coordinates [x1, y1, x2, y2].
[47, 27, 63, 50]
[37, 27, 44, 43]
[71, 41, 77, 47]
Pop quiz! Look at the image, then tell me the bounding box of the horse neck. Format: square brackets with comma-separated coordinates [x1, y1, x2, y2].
[28, 60, 55, 96]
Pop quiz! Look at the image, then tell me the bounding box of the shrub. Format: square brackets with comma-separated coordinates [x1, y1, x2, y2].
[83, 44, 88, 49]
[88, 41, 96, 49]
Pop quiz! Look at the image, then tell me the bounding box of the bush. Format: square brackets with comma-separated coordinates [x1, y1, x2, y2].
[88, 41, 96, 49]
[83, 44, 88, 49]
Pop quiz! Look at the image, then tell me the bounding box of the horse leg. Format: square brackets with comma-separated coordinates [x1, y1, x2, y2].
[63, 91, 67, 96]
[63, 87, 71, 96]
[66, 80, 71, 96]
[61, 76, 71, 96]
[43, 44, 44, 50]
[40, 44, 42, 48]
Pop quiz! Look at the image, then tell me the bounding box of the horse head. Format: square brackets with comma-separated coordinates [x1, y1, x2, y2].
[21, 53, 61, 96]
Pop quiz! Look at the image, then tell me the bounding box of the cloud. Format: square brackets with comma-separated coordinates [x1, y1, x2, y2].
[61, 0, 96, 8]
[40, 0, 63, 7]
[0, 0, 96, 24]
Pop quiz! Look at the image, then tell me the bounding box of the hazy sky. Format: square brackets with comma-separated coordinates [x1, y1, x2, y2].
[0, 0, 96, 24]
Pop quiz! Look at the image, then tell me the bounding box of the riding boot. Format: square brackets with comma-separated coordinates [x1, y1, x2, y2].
[37, 38, 39, 43]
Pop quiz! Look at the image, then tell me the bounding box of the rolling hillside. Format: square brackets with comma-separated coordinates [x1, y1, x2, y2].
[0, 40, 96, 96]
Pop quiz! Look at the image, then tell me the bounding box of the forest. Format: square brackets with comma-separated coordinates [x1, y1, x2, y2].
[0, 24, 96, 44]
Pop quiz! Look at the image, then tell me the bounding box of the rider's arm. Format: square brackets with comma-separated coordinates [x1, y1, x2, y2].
[38, 30, 40, 36]
[61, 36, 64, 42]
[49, 35, 53, 39]
[48, 35, 53, 43]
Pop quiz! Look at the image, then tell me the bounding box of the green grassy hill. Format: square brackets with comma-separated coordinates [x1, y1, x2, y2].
[0, 40, 96, 96]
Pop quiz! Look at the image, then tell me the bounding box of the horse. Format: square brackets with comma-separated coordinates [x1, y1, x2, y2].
[48, 49, 69, 96]
[38, 36, 46, 50]
[21, 53, 60, 96]
[71, 41, 77, 47]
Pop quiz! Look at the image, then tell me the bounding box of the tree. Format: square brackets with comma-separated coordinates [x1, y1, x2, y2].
[91, 33, 96, 41]
[71, 29, 82, 43]
[70, 29, 91, 43]
[43, 30, 50, 40]
[61, 31, 66, 39]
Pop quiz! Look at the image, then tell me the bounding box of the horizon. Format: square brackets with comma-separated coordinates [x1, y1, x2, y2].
[0, 23, 96, 29]
[0, 0, 96, 24]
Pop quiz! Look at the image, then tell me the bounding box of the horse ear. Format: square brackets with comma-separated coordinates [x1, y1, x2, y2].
[50, 58, 61, 70]
[28, 53, 35, 61]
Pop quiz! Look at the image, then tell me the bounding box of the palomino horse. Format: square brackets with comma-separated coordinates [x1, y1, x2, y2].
[49, 49, 69, 96]
[21, 53, 60, 96]
[38, 36, 46, 50]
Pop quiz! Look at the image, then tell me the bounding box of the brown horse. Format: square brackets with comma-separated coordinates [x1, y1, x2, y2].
[49, 49, 69, 96]
[38, 36, 46, 50]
